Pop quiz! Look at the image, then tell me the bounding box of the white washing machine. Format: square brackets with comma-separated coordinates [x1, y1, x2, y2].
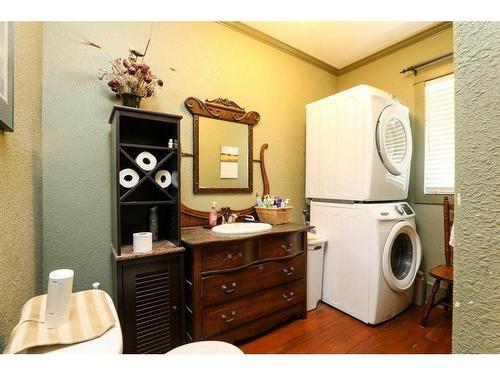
[310, 200, 422, 325]
[306, 85, 412, 201]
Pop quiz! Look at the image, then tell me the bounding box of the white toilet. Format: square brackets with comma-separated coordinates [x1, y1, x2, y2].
[17, 291, 241, 354]
[167, 341, 244, 354]
[22, 292, 123, 354]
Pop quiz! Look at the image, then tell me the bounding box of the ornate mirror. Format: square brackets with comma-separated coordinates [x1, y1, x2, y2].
[185, 97, 260, 194]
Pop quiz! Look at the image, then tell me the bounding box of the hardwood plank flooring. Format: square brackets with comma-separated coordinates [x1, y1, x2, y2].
[238, 303, 451, 354]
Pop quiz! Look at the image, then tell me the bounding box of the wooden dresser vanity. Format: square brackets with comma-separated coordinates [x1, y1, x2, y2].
[181, 223, 308, 343]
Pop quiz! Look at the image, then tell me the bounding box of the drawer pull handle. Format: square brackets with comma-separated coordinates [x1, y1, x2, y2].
[226, 252, 243, 260]
[221, 282, 237, 294]
[283, 267, 295, 276]
[282, 243, 294, 252]
[221, 310, 236, 323]
[259, 264, 265, 271]
[283, 292, 295, 303]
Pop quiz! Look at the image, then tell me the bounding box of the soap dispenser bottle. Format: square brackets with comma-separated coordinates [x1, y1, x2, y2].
[209, 202, 218, 227]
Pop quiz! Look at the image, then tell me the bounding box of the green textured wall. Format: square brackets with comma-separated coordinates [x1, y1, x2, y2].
[0, 22, 43, 350]
[453, 22, 500, 353]
[337, 27, 453, 293]
[41, 22, 336, 296]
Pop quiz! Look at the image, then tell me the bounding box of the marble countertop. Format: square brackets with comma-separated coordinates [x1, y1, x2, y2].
[113, 240, 184, 262]
[181, 222, 311, 247]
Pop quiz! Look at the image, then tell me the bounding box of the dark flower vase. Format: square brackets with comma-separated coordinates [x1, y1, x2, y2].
[121, 93, 142, 108]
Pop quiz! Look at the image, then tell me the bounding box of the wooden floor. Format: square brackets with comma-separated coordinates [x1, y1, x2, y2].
[238, 303, 452, 354]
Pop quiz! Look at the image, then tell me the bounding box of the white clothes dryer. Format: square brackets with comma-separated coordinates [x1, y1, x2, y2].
[310, 200, 422, 325]
[306, 85, 412, 202]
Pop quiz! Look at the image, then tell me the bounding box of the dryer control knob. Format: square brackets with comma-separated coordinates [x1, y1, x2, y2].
[395, 205, 404, 215]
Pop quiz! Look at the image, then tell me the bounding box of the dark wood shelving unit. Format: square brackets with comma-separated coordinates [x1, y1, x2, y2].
[120, 200, 177, 206]
[109, 105, 185, 354]
[120, 142, 177, 151]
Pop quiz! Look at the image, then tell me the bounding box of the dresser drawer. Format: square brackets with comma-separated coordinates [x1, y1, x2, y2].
[261, 232, 303, 260]
[201, 240, 259, 273]
[201, 254, 305, 305]
[202, 279, 305, 338]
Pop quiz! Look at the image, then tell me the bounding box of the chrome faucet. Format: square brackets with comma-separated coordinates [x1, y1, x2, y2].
[244, 214, 256, 222]
[220, 207, 232, 224]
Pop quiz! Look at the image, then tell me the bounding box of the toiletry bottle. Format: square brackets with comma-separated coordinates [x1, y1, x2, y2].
[209, 202, 218, 227]
[276, 196, 282, 208]
[149, 206, 159, 241]
[168, 138, 173, 148]
[256, 192, 263, 207]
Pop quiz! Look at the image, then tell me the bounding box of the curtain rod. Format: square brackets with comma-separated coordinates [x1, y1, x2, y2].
[400, 52, 453, 75]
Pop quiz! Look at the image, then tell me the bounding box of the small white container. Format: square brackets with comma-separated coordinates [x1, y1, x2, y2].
[45, 269, 74, 329]
[133, 232, 153, 253]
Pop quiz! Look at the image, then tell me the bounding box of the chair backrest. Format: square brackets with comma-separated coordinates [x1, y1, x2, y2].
[443, 196, 454, 266]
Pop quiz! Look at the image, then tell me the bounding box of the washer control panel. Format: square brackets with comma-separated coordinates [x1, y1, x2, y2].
[394, 203, 414, 216]
[376, 202, 415, 220]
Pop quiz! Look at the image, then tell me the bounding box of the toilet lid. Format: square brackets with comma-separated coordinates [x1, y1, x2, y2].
[167, 341, 244, 354]
[23, 292, 123, 354]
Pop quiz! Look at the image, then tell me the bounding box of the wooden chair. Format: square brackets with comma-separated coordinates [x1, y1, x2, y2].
[419, 196, 454, 326]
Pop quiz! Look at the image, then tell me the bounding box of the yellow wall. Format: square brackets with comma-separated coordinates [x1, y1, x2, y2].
[337, 26, 454, 288]
[0, 23, 43, 349]
[165, 23, 338, 219]
[41, 22, 337, 294]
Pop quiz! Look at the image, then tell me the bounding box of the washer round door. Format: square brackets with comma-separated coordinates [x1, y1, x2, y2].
[382, 221, 422, 292]
[376, 104, 412, 176]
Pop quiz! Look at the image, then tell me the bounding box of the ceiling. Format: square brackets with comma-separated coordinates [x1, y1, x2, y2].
[243, 22, 437, 70]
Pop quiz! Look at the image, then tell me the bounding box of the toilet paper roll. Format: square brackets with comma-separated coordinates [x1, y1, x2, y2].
[135, 151, 157, 171]
[45, 269, 74, 329]
[133, 232, 153, 253]
[172, 170, 179, 188]
[155, 170, 172, 188]
[119, 168, 140, 188]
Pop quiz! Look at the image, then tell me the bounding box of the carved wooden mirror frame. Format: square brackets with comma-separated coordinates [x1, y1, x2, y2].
[180, 143, 270, 228]
[184, 97, 260, 194]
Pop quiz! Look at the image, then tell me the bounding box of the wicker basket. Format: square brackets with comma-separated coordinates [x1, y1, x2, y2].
[255, 206, 293, 225]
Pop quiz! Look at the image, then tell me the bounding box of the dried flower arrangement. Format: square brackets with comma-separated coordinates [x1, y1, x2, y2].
[100, 49, 163, 99]
[82, 31, 171, 106]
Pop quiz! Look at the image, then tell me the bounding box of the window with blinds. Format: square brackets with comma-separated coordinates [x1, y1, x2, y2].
[424, 74, 455, 194]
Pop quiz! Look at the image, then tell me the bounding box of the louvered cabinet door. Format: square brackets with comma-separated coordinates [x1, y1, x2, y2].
[120, 254, 184, 354]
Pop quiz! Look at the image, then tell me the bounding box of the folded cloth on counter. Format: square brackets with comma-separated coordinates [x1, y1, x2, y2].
[4, 290, 115, 354]
[449, 223, 455, 248]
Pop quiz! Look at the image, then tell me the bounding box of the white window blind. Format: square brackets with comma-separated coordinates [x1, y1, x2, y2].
[424, 74, 455, 194]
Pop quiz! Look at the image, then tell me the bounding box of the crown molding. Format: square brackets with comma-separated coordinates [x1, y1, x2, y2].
[337, 22, 453, 75]
[218, 21, 339, 75]
[219, 21, 453, 77]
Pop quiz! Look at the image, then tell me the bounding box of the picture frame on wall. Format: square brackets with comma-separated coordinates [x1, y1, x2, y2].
[0, 22, 14, 132]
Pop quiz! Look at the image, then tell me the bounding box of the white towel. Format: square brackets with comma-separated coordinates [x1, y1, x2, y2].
[449, 223, 455, 247]
[4, 290, 115, 354]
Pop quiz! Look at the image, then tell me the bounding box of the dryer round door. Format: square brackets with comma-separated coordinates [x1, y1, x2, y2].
[382, 221, 422, 292]
[376, 104, 412, 175]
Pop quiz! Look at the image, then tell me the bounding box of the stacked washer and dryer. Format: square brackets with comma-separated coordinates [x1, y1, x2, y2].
[305, 85, 422, 325]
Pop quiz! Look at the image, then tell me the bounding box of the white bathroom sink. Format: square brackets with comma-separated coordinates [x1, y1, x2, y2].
[211, 222, 272, 235]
